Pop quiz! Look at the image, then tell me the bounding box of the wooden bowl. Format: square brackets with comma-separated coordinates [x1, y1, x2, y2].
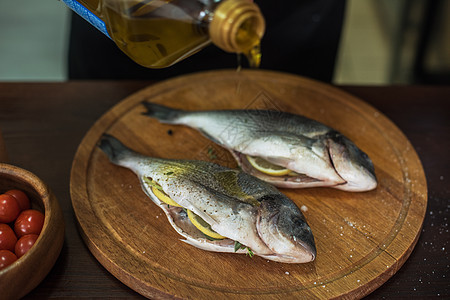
[0, 163, 64, 299]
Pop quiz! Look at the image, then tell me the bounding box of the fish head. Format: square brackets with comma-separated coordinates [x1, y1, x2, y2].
[256, 195, 316, 263]
[234, 132, 377, 191]
[327, 133, 377, 192]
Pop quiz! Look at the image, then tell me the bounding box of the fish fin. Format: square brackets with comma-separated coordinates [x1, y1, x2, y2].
[142, 102, 183, 124]
[98, 134, 134, 164]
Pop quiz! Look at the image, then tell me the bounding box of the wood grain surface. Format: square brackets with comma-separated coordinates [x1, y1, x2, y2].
[70, 70, 427, 299]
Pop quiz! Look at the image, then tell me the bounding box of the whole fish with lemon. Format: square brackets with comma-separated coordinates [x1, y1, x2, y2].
[99, 134, 316, 263]
[142, 102, 377, 192]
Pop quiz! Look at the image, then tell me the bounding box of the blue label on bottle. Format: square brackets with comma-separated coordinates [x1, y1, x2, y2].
[61, 0, 111, 38]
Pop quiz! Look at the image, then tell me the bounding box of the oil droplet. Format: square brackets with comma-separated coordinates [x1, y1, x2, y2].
[245, 43, 262, 68]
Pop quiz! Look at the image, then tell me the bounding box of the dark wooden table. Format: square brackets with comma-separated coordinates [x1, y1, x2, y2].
[0, 81, 448, 299]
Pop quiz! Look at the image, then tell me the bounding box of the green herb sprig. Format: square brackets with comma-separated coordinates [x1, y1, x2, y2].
[234, 241, 254, 258]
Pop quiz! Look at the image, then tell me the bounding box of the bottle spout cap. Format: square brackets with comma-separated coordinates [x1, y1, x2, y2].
[210, 0, 265, 53]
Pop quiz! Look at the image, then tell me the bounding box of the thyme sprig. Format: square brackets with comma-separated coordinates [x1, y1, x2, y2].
[234, 241, 254, 258]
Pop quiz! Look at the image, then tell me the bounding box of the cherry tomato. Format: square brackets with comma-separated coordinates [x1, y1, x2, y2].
[5, 189, 30, 211]
[14, 209, 45, 237]
[0, 194, 21, 223]
[0, 223, 17, 252]
[0, 249, 17, 269]
[15, 234, 39, 258]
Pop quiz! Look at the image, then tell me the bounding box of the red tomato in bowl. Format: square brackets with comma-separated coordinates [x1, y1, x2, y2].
[14, 209, 45, 238]
[5, 189, 30, 211]
[15, 234, 39, 258]
[0, 249, 17, 269]
[0, 223, 17, 252]
[0, 194, 21, 223]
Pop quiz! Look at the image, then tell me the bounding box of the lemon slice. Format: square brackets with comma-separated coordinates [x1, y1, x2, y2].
[150, 183, 182, 207]
[187, 210, 226, 240]
[246, 155, 291, 176]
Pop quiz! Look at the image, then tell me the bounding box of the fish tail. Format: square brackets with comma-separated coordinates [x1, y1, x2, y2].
[142, 102, 183, 124]
[98, 134, 134, 164]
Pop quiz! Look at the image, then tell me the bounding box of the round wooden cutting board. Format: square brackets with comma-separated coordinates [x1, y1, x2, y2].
[70, 70, 427, 299]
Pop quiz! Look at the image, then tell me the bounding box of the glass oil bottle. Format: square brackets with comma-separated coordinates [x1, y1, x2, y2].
[61, 0, 265, 68]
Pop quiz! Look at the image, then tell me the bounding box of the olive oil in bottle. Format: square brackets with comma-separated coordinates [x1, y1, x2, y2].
[61, 0, 265, 68]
